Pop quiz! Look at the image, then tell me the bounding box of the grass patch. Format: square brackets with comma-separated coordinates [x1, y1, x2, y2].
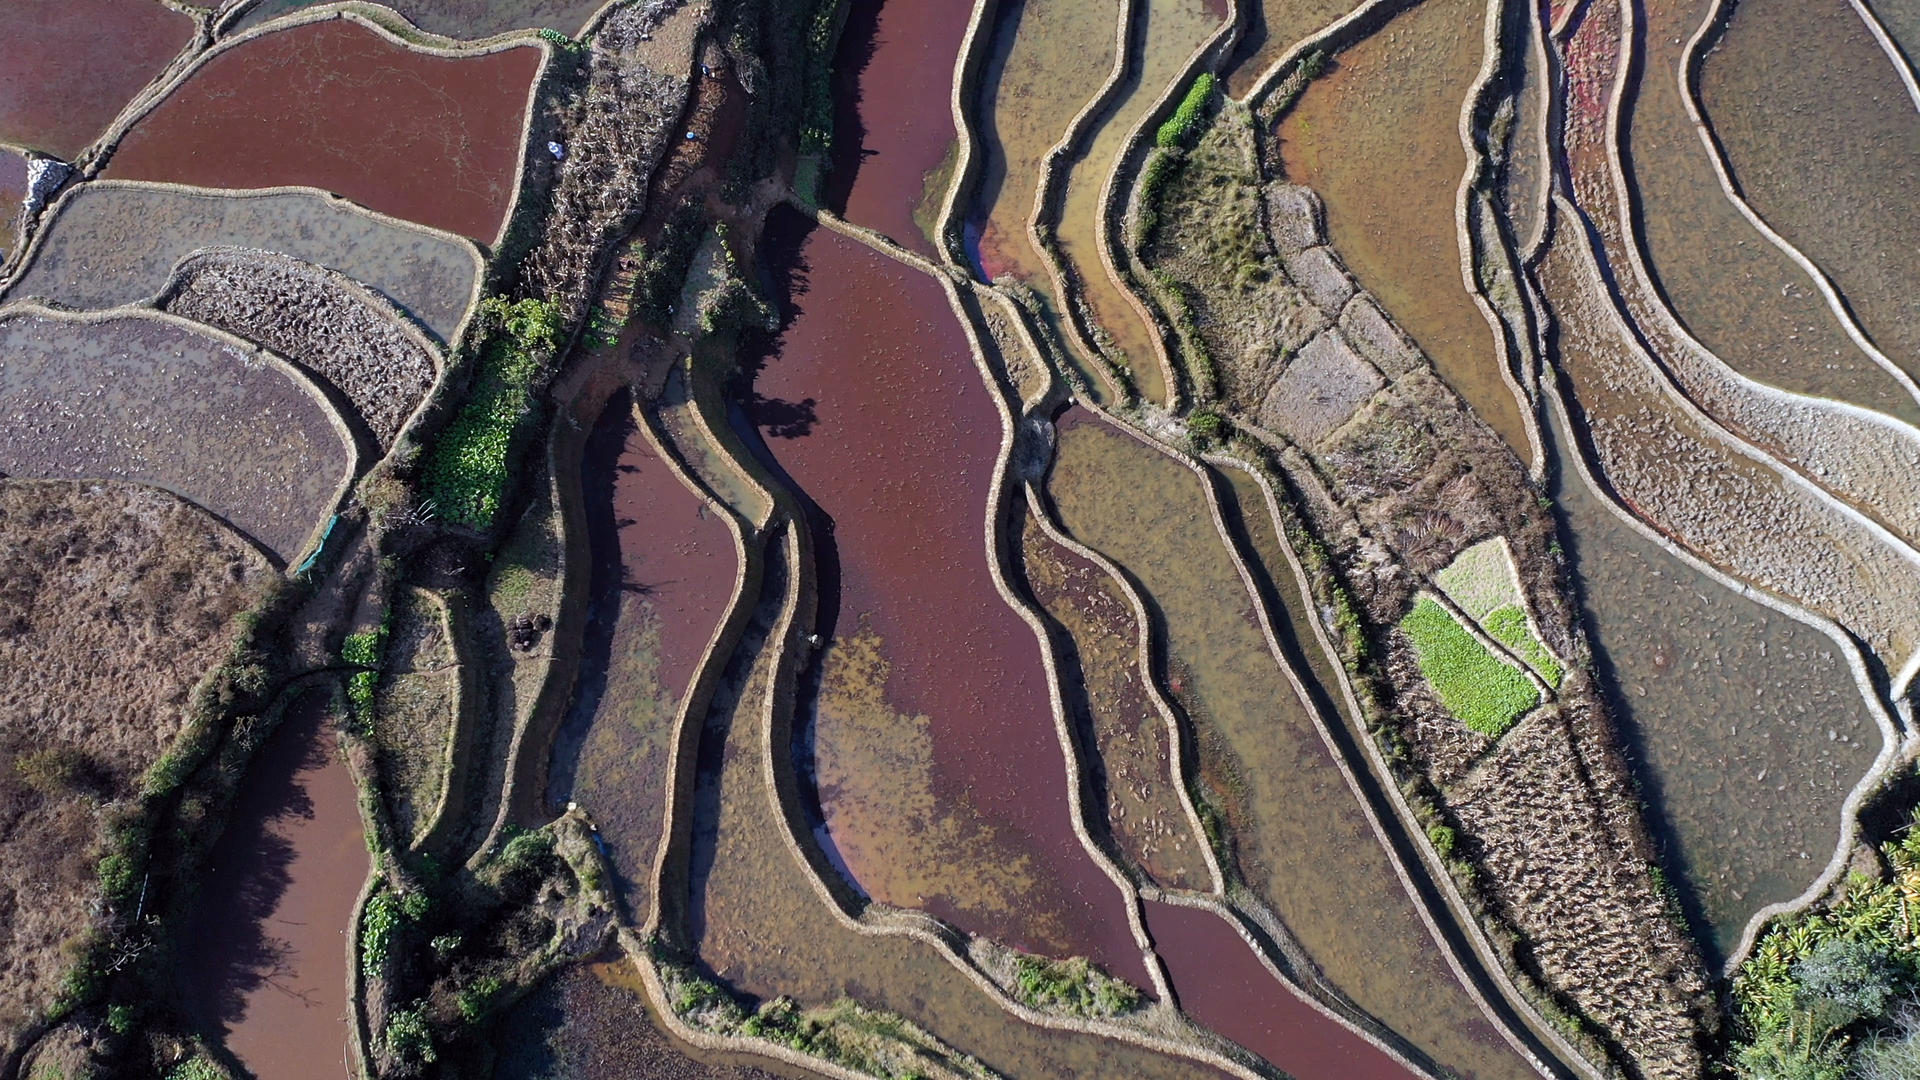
[422, 297, 564, 531]
[1483, 604, 1563, 688]
[1010, 954, 1143, 1019]
[1400, 595, 1536, 736]
[1157, 73, 1217, 149]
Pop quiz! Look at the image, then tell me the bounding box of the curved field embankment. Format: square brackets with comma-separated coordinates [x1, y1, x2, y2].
[1221, 0, 1363, 98]
[1564, 0, 1920, 555]
[0, 0, 196, 160]
[1615, 0, 1920, 427]
[231, 0, 610, 40]
[159, 248, 441, 447]
[1698, 0, 1920, 393]
[4, 181, 482, 345]
[546, 387, 742, 928]
[822, 0, 978, 257]
[0, 478, 273, 1065]
[102, 16, 542, 243]
[737, 207, 1150, 982]
[1044, 407, 1541, 1080]
[1274, 0, 1529, 458]
[1049, 0, 1227, 404]
[0, 306, 355, 564]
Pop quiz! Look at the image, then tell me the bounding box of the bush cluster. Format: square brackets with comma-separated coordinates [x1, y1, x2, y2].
[1010, 954, 1142, 1018]
[422, 297, 564, 531]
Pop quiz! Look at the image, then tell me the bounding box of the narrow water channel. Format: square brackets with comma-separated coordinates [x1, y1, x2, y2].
[178, 689, 366, 1079]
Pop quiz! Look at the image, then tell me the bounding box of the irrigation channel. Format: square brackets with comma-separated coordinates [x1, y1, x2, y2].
[177, 689, 367, 1079]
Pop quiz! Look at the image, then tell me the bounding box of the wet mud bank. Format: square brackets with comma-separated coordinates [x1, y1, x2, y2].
[177, 690, 367, 1078]
[738, 204, 1148, 983]
[546, 387, 742, 927]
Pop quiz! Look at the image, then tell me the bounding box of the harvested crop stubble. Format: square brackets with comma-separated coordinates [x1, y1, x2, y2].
[162, 249, 439, 446]
[0, 309, 354, 563]
[1399, 595, 1536, 736]
[5, 182, 480, 345]
[372, 587, 458, 846]
[0, 478, 271, 1056]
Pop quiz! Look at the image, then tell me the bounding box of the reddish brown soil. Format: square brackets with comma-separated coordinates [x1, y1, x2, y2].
[104, 18, 540, 242]
[825, 0, 976, 256]
[1144, 901, 1420, 1080]
[743, 208, 1148, 984]
[177, 690, 367, 1079]
[548, 391, 740, 923]
[0, 0, 194, 159]
[0, 479, 271, 1058]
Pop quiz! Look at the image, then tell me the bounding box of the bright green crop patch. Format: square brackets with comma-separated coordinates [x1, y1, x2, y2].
[1483, 604, 1564, 688]
[423, 297, 562, 531]
[1401, 596, 1537, 737]
[1156, 73, 1217, 149]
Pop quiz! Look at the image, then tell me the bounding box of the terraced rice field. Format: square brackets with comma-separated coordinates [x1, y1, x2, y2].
[104, 18, 541, 241]
[6, 181, 481, 344]
[0, 309, 354, 562]
[233, 0, 611, 40]
[1222, 0, 1365, 99]
[0, 0, 194, 158]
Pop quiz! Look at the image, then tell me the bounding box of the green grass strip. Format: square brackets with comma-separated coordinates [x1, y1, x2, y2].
[1401, 596, 1537, 737]
[1156, 73, 1217, 149]
[1482, 604, 1564, 688]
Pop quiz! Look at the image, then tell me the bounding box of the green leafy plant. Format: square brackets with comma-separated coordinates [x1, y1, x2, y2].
[361, 890, 402, 978]
[1481, 604, 1564, 688]
[1157, 73, 1218, 149]
[1399, 596, 1538, 736]
[384, 1004, 437, 1067]
[423, 297, 563, 531]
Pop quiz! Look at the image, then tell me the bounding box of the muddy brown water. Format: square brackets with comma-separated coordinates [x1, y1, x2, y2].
[1544, 409, 1882, 966]
[1052, 0, 1223, 403]
[1047, 408, 1541, 1080]
[1620, 0, 1920, 426]
[178, 690, 366, 1079]
[740, 207, 1148, 985]
[825, 0, 976, 257]
[0, 148, 24, 257]
[548, 389, 739, 926]
[1223, 0, 1363, 99]
[234, 0, 608, 40]
[1698, 0, 1920, 394]
[1277, 0, 1532, 459]
[0, 0, 193, 159]
[104, 19, 540, 242]
[1143, 900, 1419, 1080]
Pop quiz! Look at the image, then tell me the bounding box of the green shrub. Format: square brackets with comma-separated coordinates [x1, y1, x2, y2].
[97, 851, 138, 903]
[384, 1004, 437, 1067]
[107, 1003, 135, 1035]
[1187, 408, 1226, 445]
[1156, 73, 1217, 149]
[1427, 823, 1457, 858]
[1134, 148, 1185, 248]
[1399, 596, 1538, 736]
[458, 975, 506, 1022]
[423, 297, 563, 530]
[1010, 954, 1142, 1018]
[166, 1059, 226, 1080]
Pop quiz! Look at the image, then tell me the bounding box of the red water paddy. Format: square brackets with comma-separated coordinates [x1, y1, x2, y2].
[1145, 901, 1420, 1080]
[178, 691, 366, 1079]
[1, 0, 193, 159]
[104, 18, 539, 242]
[745, 207, 1148, 985]
[825, 0, 977, 256]
[549, 389, 740, 922]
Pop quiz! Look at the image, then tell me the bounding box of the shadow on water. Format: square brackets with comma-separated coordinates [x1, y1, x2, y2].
[822, 0, 882, 218]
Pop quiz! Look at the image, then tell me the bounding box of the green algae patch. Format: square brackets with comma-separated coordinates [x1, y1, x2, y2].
[1400, 596, 1536, 736]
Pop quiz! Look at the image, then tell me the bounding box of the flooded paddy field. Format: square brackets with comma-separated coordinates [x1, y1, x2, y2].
[6, 181, 480, 345]
[825, 0, 976, 256]
[1621, 0, 1919, 425]
[1223, 0, 1364, 99]
[742, 208, 1146, 979]
[0, 0, 194, 158]
[1699, 0, 1920, 389]
[1015, 511, 1212, 892]
[103, 18, 541, 242]
[1053, 0, 1224, 400]
[1497, 4, 1550, 257]
[234, 0, 610, 40]
[1142, 900, 1419, 1080]
[685, 532, 1235, 1080]
[0, 309, 353, 562]
[547, 389, 740, 925]
[1545, 412, 1882, 966]
[0, 147, 24, 257]
[494, 960, 783, 1080]
[1045, 410, 1540, 1080]
[177, 690, 367, 1080]
[1276, 0, 1529, 457]
[969, 0, 1121, 287]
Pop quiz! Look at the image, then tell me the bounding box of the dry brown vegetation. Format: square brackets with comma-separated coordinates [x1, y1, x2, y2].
[373, 587, 461, 848]
[0, 479, 271, 1055]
